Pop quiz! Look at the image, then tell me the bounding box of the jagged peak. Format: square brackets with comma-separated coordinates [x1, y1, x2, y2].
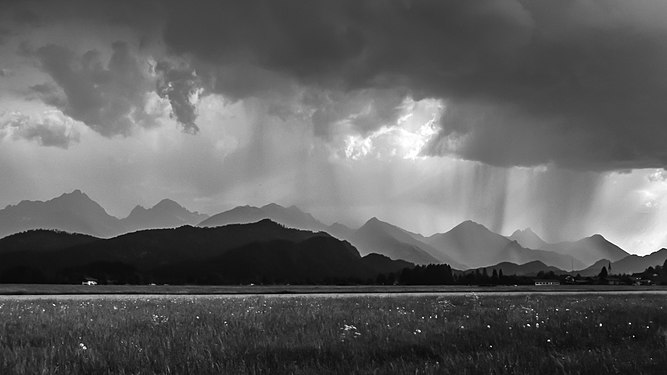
[512, 227, 539, 237]
[58, 189, 89, 199]
[364, 216, 390, 227]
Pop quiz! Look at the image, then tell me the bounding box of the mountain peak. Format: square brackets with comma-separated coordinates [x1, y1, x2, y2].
[287, 204, 305, 212]
[452, 220, 488, 232]
[261, 203, 284, 210]
[509, 227, 548, 249]
[59, 189, 89, 200]
[363, 217, 389, 228]
[511, 228, 538, 237]
[153, 198, 183, 210]
[128, 205, 148, 214]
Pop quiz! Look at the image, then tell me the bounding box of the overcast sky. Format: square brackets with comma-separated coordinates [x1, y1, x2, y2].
[1, 0, 666, 255]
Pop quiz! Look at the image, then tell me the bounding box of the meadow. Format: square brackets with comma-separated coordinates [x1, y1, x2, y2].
[1, 293, 666, 374]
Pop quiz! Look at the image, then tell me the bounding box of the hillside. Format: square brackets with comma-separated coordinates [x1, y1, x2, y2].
[0, 229, 100, 254]
[0, 220, 407, 285]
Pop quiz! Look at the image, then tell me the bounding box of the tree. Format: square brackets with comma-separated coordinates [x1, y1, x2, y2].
[599, 266, 608, 279]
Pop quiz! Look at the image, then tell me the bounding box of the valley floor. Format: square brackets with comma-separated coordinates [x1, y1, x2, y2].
[1, 292, 666, 374]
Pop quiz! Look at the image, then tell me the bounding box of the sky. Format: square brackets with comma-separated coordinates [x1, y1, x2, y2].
[0, 0, 666, 255]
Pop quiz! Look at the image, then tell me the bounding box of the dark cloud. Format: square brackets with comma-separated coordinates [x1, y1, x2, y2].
[25, 39, 202, 136]
[30, 42, 154, 136]
[156, 0, 667, 170]
[0, 112, 80, 148]
[5, 0, 667, 170]
[155, 61, 200, 133]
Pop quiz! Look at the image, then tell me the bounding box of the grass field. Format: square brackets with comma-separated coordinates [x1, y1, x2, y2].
[1, 294, 666, 374]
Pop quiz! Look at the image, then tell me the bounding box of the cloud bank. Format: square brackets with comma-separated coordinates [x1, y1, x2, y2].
[4, 0, 667, 171]
[158, 0, 667, 170]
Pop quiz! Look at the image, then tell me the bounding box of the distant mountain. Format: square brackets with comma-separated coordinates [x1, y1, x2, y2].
[480, 261, 565, 277]
[0, 220, 404, 284]
[543, 235, 629, 267]
[349, 217, 461, 267]
[0, 190, 125, 238]
[0, 229, 99, 254]
[199, 203, 329, 232]
[508, 228, 629, 268]
[577, 249, 667, 276]
[426, 221, 582, 270]
[122, 199, 208, 232]
[328, 222, 355, 239]
[508, 228, 549, 250]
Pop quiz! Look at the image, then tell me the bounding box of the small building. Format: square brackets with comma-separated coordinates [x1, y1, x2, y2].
[534, 279, 560, 286]
[81, 277, 98, 286]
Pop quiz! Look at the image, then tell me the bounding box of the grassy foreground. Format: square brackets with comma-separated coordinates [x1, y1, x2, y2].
[1, 294, 666, 374]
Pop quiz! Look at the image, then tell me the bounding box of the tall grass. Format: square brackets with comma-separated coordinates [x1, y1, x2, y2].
[1, 294, 665, 374]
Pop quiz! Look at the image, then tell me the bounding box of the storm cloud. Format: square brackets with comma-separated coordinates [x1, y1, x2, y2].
[155, 0, 667, 170]
[29, 42, 155, 136]
[4, 0, 667, 170]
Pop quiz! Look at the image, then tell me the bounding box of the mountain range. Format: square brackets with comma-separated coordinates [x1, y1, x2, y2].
[509, 228, 629, 266]
[576, 249, 667, 277]
[0, 190, 208, 238]
[423, 221, 583, 270]
[0, 190, 663, 277]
